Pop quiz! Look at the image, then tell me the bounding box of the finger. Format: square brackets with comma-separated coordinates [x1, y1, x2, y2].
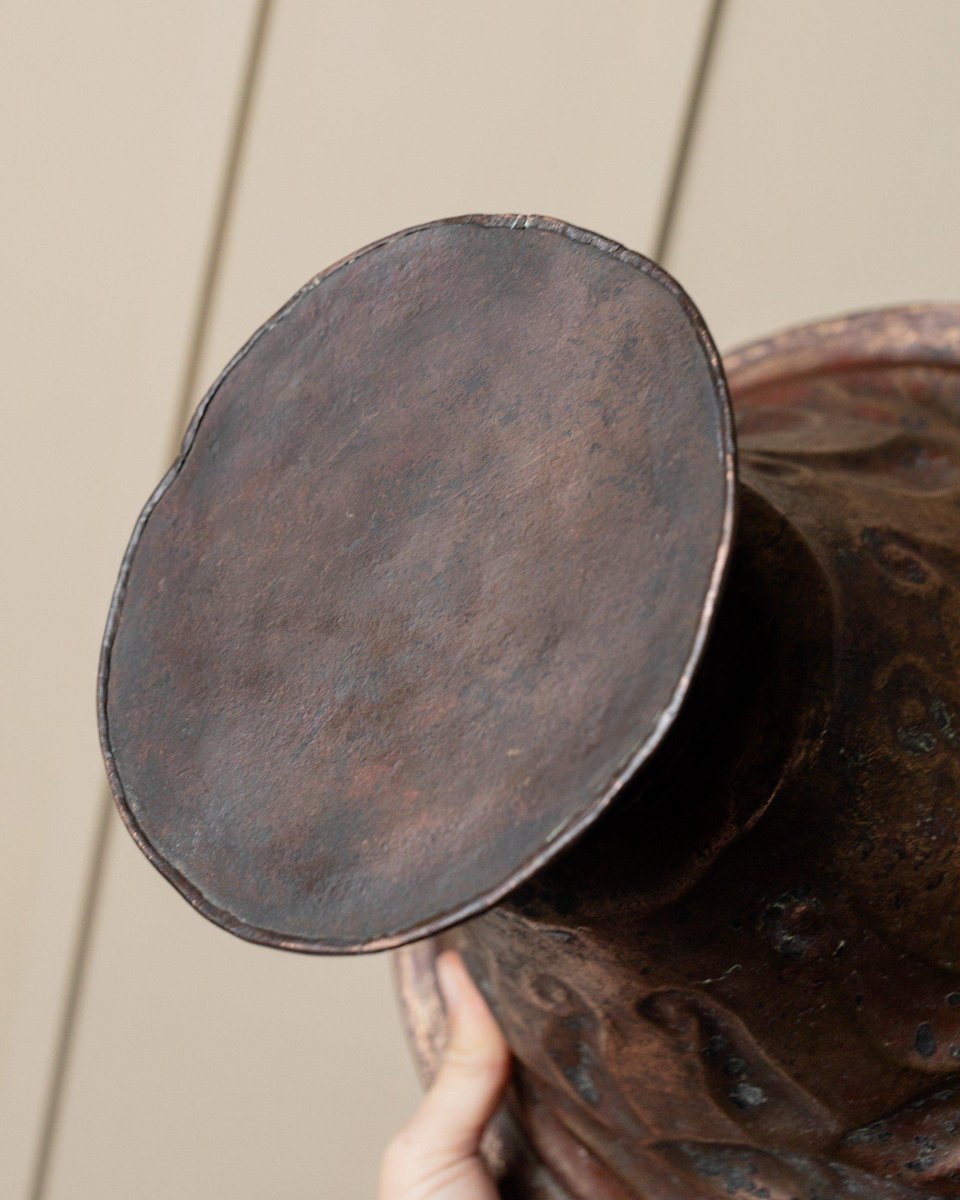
[404, 951, 511, 1162]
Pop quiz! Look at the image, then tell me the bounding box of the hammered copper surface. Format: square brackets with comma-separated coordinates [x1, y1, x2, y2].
[397, 305, 960, 1199]
[98, 216, 734, 952]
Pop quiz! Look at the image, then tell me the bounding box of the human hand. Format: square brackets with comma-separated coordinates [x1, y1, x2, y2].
[379, 950, 511, 1200]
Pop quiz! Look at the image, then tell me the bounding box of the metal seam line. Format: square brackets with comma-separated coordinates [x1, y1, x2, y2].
[27, 4, 274, 1196]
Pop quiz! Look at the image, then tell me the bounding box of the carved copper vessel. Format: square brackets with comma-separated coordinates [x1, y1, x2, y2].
[99, 216, 960, 1198]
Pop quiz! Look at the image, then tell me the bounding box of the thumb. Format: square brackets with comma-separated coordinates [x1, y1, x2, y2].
[379, 951, 511, 1199]
[415, 952, 511, 1157]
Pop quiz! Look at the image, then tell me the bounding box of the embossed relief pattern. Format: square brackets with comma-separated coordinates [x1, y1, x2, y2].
[400, 310, 960, 1199]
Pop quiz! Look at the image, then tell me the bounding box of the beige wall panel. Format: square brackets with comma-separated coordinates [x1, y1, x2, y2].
[46, 4, 711, 1199]
[0, 4, 258, 1197]
[196, 0, 713, 389]
[47, 835, 422, 1200]
[666, 0, 960, 351]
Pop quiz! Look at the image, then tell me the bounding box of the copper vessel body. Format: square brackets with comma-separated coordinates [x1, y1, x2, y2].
[95, 215, 960, 1198]
[397, 306, 960, 1200]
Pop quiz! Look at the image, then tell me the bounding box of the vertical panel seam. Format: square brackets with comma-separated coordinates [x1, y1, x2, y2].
[173, 0, 276, 438]
[653, 0, 728, 266]
[26, 4, 274, 1197]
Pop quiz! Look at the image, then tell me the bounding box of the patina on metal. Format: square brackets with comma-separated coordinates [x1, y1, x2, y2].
[99, 214, 733, 952]
[99, 216, 960, 1198]
[398, 303, 960, 1199]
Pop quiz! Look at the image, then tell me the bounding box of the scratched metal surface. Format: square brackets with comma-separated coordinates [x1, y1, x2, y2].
[98, 215, 734, 952]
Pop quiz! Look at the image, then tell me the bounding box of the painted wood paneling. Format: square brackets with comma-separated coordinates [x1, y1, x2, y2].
[0, 5, 260, 1197]
[195, 0, 714, 389]
[44, 4, 712, 1198]
[666, 0, 960, 349]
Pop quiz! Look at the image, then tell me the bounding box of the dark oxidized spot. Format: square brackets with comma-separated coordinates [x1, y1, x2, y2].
[915, 1023, 937, 1058]
[897, 726, 937, 755]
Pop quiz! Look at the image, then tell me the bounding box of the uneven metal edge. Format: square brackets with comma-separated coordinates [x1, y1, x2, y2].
[97, 213, 737, 954]
[724, 302, 960, 395]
